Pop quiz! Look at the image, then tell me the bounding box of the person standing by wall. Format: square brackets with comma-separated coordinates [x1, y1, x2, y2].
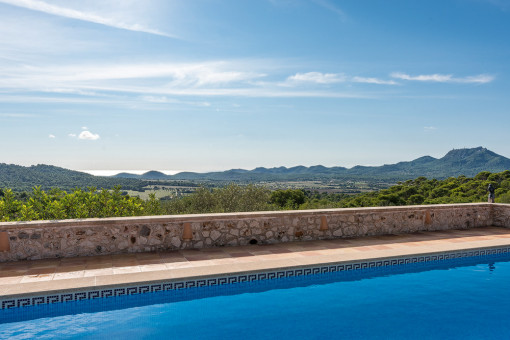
[488, 184, 496, 203]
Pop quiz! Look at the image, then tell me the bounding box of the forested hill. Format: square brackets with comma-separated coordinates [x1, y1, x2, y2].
[115, 147, 510, 181]
[0, 164, 145, 191]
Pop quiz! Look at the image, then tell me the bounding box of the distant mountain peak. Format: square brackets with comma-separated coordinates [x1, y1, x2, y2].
[443, 146, 490, 158]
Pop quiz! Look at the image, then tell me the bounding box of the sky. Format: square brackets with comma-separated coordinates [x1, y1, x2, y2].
[1, 0, 509, 174]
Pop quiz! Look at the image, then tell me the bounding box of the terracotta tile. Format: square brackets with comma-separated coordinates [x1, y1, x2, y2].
[135, 253, 162, 261]
[185, 256, 211, 261]
[85, 263, 112, 270]
[299, 251, 326, 257]
[158, 251, 185, 258]
[86, 256, 114, 263]
[60, 258, 88, 265]
[20, 273, 55, 283]
[83, 268, 115, 277]
[0, 270, 27, 278]
[0, 262, 30, 271]
[113, 260, 139, 267]
[0, 276, 23, 284]
[161, 256, 187, 263]
[198, 248, 225, 253]
[137, 259, 165, 265]
[180, 249, 201, 255]
[53, 271, 85, 280]
[269, 248, 292, 254]
[352, 246, 376, 252]
[164, 262, 194, 269]
[229, 252, 254, 258]
[248, 250, 273, 255]
[113, 267, 142, 274]
[25, 268, 56, 276]
[139, 264, 168, 272]
[371, 245, 392, 250]
[28, 260, 61, 269]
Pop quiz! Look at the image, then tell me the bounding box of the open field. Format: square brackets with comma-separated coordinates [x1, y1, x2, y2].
[125, 179, 394, 200]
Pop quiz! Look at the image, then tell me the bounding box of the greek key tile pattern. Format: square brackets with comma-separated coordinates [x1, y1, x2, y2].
[2, 247, 510, 310]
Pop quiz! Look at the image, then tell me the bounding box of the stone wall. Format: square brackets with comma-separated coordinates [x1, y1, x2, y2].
[0, 203, 507, 262]
[492, 204, 510, 227]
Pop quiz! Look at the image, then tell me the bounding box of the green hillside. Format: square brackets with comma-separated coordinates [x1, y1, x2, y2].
[338, 170, 510, 208]
[0, 164, 146, 192]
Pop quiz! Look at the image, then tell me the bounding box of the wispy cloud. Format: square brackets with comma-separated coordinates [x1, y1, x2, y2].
[0, 62, 398, 101]
[424, 126, 437, 132]
[48, 134, 55, 138]
[0, 62, 265, 86]
[140, 95, 211, 106]
[391, 72, 494, 84]
[352, 76, 398, 85]
[284, 72, 397, 86]
[0, 0, 175, 38]
[286, 72, 346, 84]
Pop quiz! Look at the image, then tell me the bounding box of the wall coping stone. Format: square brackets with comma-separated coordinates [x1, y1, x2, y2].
[0, 203, 504, 230]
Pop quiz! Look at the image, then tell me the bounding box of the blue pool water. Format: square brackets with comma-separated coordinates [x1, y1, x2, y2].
[2, 254, 510, 339]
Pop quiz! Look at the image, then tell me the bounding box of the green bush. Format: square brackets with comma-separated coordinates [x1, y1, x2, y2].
[0, 186, 162, 221]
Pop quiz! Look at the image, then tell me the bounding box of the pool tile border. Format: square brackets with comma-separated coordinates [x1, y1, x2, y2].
[2, 245, 510, 310]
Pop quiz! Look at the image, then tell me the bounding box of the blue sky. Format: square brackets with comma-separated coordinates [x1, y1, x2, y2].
[1, 0, 509, 173]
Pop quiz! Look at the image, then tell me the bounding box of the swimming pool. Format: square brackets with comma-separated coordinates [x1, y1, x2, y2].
[2, 248, 510, 339]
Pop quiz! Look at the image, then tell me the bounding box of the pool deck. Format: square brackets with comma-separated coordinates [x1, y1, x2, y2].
[1, 226, 510, 298]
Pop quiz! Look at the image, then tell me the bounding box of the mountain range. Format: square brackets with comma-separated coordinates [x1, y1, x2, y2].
[114, 147, 510, 182]
[1, 147, 508, 191]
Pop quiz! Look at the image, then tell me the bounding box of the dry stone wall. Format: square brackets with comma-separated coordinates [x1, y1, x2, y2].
[0, 203, 506, 262]
[492, 204, 510, 228]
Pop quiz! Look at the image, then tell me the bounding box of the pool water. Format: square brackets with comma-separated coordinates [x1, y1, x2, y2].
[2, 255, 510, 339]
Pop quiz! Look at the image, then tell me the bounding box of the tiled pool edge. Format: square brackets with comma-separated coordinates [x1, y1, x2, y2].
[2, 245, 510, 311]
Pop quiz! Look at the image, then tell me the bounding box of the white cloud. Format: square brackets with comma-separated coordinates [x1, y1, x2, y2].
[285, 72, 396, 86]
[68, 133, 76, 137]
[461, 74, 495, 84]
[48, 134, 55, 138]
[81, 126, 88, 130]
[140, 95, 177, 104]
[391, 72, 494, 84]
[351, 76, 397, 85]
[0, 62, 266, 87]
[424, 126, 437, 132]
[78, 130, 100, 141]
[0, 61, 394, 101]
[140, 95, 211, 107]
[0, 0, 174, 38]
[286, 72, 347, 84]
